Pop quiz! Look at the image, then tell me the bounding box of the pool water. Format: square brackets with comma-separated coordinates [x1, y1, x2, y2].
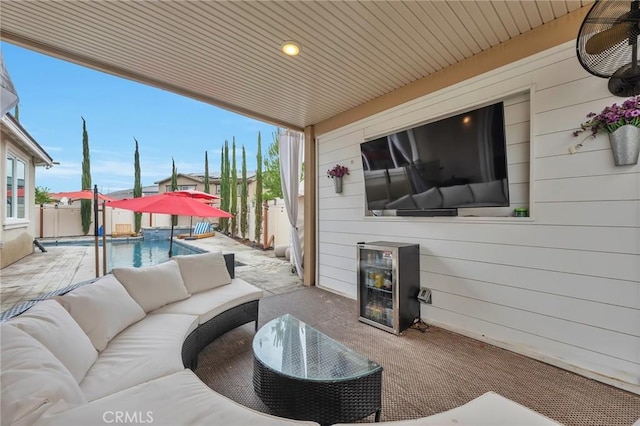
[107, 240, 202, 270]
[43, 239, 203, 270]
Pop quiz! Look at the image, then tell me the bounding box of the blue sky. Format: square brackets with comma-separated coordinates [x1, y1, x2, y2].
[2, 43, 277, 193]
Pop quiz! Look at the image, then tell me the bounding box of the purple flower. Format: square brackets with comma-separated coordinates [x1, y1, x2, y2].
[573, 95, 640, 141]
[327, 164, 350, 178]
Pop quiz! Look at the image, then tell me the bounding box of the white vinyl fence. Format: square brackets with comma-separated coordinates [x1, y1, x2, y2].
[34, 196, 301, 251]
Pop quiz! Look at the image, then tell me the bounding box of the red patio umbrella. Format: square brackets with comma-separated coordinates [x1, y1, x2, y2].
[166, 190, 221, 236]
[49, 189, 115, 202]
[167, 189, 220, 200]
[108, 193, 232, 257]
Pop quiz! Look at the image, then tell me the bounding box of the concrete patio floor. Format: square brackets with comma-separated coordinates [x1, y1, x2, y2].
[0, 233, 304, 314]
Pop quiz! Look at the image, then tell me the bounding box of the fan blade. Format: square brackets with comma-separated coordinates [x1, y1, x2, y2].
[585, 22, 630, 55]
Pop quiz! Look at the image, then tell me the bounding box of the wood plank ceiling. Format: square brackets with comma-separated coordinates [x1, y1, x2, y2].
[1, 1, 592, 130]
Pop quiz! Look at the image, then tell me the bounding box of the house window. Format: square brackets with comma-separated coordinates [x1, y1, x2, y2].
[6, 155, 26, 220]
[215, 185, 221, 194]
[165, 184, 196, 192]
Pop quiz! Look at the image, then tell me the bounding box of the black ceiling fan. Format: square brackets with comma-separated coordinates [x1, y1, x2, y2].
[577, 0, 640, 96]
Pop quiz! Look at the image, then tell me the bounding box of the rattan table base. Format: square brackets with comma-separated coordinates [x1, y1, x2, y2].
[253, 355, 382, 425]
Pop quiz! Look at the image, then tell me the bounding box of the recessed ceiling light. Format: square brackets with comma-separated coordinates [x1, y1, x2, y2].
[281, 41, 300, 56]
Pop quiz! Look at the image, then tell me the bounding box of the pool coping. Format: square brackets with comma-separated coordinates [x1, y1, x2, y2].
[39, 237, 207, 253]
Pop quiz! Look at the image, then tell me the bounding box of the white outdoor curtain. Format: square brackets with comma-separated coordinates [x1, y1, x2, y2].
[279, 129, 304, 278]
[0, 49, 19, 116]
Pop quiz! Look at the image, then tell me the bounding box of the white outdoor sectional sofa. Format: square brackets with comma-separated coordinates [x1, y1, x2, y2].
[1, 251, 560, 426]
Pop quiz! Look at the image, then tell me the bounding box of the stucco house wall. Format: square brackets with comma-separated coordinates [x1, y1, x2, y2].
[314, 41, 639, 394]
[0, 114, 53, 268]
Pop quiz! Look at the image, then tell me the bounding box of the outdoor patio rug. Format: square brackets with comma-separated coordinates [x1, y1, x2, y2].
[195, 287, 640, 425]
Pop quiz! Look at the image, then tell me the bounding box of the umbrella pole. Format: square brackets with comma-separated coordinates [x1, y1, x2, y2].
[169, 224, 174, 258]
[189, 216, 193, 237]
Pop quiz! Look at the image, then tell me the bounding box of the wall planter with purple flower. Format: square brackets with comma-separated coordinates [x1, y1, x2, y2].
[327, 164, 349, 194]
[572, 96, 640, 166]
[608, 125, 640, 166]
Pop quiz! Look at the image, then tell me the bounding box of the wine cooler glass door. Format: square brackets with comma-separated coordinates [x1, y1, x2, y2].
[359, 247, 395, 330]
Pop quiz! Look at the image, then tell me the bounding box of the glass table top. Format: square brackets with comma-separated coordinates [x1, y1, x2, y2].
[253, 314, 382, 382]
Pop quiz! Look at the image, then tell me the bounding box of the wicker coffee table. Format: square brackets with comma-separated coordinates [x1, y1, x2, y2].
[252, 314, 383, 425]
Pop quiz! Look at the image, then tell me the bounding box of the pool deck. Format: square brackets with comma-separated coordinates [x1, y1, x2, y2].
[0, 233, 304, 314]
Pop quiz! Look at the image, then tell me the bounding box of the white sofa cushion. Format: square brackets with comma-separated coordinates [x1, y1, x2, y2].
[1, 324, 87, 426]
[55, 274, 146, 351]
[152, 278, 263, 324]
[35, 370, 317, 426]
[113, 261, 191, 313]
[6, 299, 98, 383]
[336, 392, 561, 425]
[172, 251, 232, 294]
[79, 313, 198, 401]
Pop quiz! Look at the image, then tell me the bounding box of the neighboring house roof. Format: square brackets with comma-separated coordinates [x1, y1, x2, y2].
[106, 185, 158, 200]
[154, 172, 256, 185]
[1, 113, 54, 167]
[154, 173, 206, 185]
[190, 172, 257, 181]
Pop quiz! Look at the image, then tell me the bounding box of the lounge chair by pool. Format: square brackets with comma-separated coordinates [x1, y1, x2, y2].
[177, 222, 215, 240]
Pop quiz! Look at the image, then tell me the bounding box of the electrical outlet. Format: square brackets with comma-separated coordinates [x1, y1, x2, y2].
[417, 287, 431, 304]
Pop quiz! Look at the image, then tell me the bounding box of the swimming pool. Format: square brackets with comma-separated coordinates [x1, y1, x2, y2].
[43, 239, 204, 270]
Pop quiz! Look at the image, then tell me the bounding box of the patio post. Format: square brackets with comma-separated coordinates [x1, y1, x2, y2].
[102, 200, 107, 275]
[262, 200, 269, 248]
[39, 204, 44, 238]
[93, 185, 99, 278]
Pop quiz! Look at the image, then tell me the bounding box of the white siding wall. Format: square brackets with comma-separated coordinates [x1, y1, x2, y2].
[315, 41, 640, 393]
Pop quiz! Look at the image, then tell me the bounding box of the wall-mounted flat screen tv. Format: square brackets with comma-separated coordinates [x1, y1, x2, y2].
[361, 102, 509, 213]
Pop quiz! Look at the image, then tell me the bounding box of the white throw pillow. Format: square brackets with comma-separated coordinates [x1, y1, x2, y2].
[55, 275, 146, 351]
[6, 299, 98, 383]
[113, 261, 191, 313]
[172, 252, 232, 294]
[0, 324, 87, 426]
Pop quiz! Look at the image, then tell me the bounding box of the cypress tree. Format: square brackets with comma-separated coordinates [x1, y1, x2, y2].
[220, 141, 230, 233]
[171, 158, 178, 226]
[230, 138, 238, 236]
[219, 147, 226, 232]
[133, 138, 142, 234]
[14, 104, 19, 122]
[223, 141, 230, 233]
[254, 132, 263, 245]
[240, 145, 248, 239]
[203, 151, 210, 194]
[80, 117, 92, 235]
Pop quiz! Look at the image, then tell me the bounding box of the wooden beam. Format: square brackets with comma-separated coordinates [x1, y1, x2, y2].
[303, 125, 316, 287]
